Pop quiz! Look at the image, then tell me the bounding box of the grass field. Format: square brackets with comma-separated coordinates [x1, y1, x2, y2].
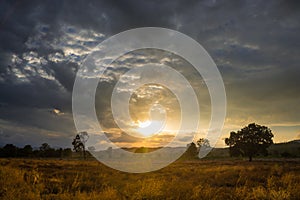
[0, 158, 300, 200]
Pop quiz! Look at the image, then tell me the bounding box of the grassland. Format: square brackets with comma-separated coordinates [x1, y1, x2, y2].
[0, 158, 300, 200]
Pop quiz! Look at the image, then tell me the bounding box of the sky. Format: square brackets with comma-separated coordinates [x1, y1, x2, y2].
[0, 0, 299, 148]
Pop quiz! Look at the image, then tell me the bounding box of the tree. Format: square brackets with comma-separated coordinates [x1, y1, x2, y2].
[62, 148, 72, 157]
[181, 142, 198, 160]
[225, 123, 274, 161]
[39, 143, 50, 157]
[197, 138, 210, 148]
[39, 143, 56, 157]
[196, 138, 211, 158]
[72, 132, 89, 159]
[40, 143, 50, 152]
[20, 145, 33, 157]
[2, 144, 17, 157]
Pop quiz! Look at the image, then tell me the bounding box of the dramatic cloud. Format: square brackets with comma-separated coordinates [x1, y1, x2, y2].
[0, 0, 299, 147]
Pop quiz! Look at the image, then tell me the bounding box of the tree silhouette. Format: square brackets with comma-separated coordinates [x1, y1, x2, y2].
[39, 143, 56, 157]
[0, 143, 72, 158]
[181, 142, 198, 160]
[2, 144, 17, 157]
[40, 143, 50, 151]
[196, 138, 211, 157]
[72, 132, 89, 159]
[20, 145, 33, 157]
[197, 138, 210, 148]
[225, 123, 274, 161]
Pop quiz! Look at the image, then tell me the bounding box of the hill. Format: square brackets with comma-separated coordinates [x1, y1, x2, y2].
[268, 140, 300, 158]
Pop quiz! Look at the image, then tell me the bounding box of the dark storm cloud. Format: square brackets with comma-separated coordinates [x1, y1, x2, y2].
[0, 106, 74, 133]
[0, 75, 69, 108]
[0, 119, 74, 147]
[0, 0, 299, 146]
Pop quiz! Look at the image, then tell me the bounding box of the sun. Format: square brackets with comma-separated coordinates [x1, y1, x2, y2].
[136, 120, 164, 137]
[138, 120, 151, 128]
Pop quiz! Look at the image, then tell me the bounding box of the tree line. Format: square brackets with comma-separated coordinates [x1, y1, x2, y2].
[0, 123, 278, 161]
[0, 143, 72, 158]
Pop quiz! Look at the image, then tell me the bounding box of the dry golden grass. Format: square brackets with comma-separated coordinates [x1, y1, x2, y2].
[0, 158, 299, 199]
